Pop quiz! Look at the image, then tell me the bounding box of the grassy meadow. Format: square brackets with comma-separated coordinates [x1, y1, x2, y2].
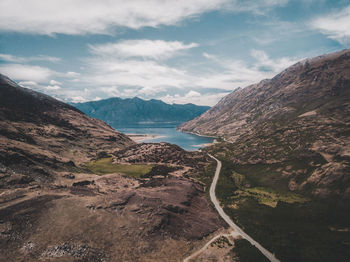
[86, 157, 153, 178]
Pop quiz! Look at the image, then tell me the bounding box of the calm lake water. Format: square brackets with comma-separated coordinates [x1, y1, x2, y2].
[116, 124, 214, 151]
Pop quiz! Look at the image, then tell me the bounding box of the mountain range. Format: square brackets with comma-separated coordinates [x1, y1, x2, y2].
[72, 97, 210, 127]
[1, 48, 349, 262]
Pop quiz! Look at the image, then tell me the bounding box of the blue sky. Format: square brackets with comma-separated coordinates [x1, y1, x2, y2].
[0, 0, 349, 106]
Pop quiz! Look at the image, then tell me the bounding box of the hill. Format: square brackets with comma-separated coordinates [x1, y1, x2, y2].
[0, 74, 134, 187]
[179, 49, 350, 262]
[0, 75, 227, 261]
[72, 97, 210, 127]
[180, 49, 350, 199]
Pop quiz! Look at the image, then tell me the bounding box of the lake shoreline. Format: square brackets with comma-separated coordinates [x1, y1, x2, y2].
[178, 129, 218, 139]
[118, 126, 215, 151]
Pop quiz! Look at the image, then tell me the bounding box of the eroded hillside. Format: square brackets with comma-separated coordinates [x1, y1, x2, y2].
[0, 74, 134, 188]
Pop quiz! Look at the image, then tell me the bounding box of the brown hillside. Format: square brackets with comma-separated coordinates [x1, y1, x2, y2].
[180, 49, 350, 198]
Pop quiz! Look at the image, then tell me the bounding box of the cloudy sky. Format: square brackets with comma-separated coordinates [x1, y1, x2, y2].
[0, 0, 349, 106]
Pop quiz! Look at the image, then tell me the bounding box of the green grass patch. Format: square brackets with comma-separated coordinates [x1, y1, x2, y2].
[86, 157, 153, 178]
[238, 187, 309, 208]
[218, 163, 309, 208]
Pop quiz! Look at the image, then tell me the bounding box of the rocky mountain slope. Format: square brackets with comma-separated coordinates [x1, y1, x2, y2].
[72, 97, 210, 127]
[0, 75, 229, 261]
[0, 74, 134, 188]
[180, 49, 350, 198]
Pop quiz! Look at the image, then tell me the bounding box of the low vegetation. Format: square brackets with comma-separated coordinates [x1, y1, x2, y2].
[213, 158, 350, 262]
[86, 157, 153, 178]
[192, 162, 216, 185]
[210, 236, 232, 248]
[233, 239, 269, 262]
[232, 187, 308, 208]
[230, 170, 309, 207]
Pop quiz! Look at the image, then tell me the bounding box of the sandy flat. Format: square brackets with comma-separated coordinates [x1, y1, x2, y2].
[192, 139, 218, 148]
[298, 110, 317, 118]
[126, 133, 165, 142]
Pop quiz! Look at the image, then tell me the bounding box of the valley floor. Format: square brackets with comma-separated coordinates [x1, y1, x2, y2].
[211, 157, 350, 262]
[184, 154, 277, 262]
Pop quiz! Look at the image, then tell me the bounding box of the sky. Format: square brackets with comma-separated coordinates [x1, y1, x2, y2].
[0, 0, 349, 106]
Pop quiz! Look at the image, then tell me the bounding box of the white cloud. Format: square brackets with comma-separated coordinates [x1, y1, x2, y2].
[80, 39, 201, 96]
[101, 86, 120, 97]
[0, 45, 297, 106]
[66, 71, 80, 77]
[185, 90, 201, 98]
[225, 0, 288, 14]
[0, 53, 61, 63]
[0, 0, 290, 35]
[89, 39, 198, 60]
[18, 81, 38, 87]
[139, 86, 164, 96]
[312, 5, 350, 45]
[200, 50, 298, 90]
[250, 49, 296, 73]
[49, 79, 62, 85]
[45, 85, 61, 90]
[18, 79, 61, 93]
[71, 96, 87, 103]
[81, 58, 190, 90]
[0, 64, 54, 82]
[68, 45, 298, 105]
[0, 0, 228, 35]
[161, 91, 228, 106]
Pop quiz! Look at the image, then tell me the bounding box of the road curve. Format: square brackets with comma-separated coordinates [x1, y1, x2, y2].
[208, 154, 280, 262]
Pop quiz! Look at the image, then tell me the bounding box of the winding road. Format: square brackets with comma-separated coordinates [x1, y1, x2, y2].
[207, 154, 280, 262]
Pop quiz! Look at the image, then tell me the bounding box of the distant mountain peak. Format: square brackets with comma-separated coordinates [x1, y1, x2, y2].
[72, 96, 210, 127]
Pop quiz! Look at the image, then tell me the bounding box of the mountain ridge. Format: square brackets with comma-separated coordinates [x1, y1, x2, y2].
[179, 49, 350, 198]
[0, 73, 134, 187]
[72, 96, 210, 127]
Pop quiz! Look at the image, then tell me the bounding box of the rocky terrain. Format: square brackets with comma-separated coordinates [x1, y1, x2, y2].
[0, 74, 228, 261]
[180, 49, 350, 198]
[0, 171, 224, 261]
[72, 97, 210, 127]
[114, 142, 210, 168]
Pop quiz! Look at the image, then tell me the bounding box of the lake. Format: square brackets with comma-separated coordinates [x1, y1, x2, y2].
[115, 124, 214, 151]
